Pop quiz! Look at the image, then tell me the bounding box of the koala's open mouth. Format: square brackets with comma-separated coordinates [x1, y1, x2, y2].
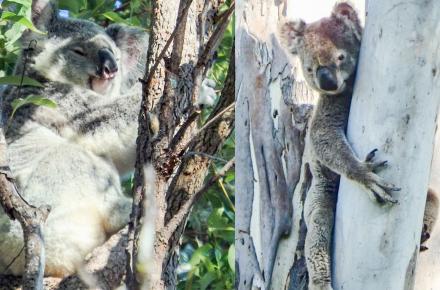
[89, 74, 115, 94]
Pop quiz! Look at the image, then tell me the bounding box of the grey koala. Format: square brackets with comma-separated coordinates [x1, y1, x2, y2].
[0, 0, 148, 277]
[279, 2, 400, 290]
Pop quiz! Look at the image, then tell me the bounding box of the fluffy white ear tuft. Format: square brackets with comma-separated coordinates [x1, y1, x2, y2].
[278, 19, 306, 55]
[106, 24, 149, 89]
[31, 0, 54, 30]
[332, 1, 362, 41]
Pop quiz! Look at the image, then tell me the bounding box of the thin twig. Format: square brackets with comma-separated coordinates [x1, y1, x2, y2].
[195, 3, 234, 72]
[218, 179, 235, 212]
[184, 151, 228, 163]
[169, 4, 234, 150]
[173, 101, 235, 155]
[161, 158, 235, 242]
[6, 40, 37, 133]
[3, 246, 24, 272]
[197, 102, 235, 135]
[141, 0, 195, 101]
[169, 111, 200, 151]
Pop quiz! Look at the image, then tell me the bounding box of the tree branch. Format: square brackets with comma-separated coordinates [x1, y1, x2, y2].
[169, 4, 235, 153]
[165, 44, 235, 224]
[141, 0, 195, 98]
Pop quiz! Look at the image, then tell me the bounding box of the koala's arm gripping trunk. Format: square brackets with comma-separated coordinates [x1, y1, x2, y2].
[309, 93, 365, 180]
[310, 93, 398, 204]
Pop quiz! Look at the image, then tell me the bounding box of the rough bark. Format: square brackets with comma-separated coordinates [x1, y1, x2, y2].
[126, 0, 235, 288]
[333, 1, 440, 289]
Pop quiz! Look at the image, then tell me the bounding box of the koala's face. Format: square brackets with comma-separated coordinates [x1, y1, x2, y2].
[27, 5, 148, 96]
[31, 20, 123, 95]
[279, 2, 362, 95]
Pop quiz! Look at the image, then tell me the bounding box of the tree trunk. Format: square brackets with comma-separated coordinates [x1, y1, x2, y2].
[236, 1, 315, 289]
[333, 1, 440, 289]
[127, 0, 235, 289]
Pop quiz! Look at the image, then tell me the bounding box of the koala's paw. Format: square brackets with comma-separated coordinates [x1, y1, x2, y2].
[420, 224, 431, 252]
[362, 149, 400, 204]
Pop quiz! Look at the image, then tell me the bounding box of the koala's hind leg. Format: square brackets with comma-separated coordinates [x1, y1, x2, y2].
[1, 130, 132, 276]
[304, 163, 339, 290]
[421, 188, 439, 251]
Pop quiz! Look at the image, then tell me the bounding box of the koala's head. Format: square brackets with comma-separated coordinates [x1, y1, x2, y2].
[25, 0, 148, 96]
[279, 2, 362, 95]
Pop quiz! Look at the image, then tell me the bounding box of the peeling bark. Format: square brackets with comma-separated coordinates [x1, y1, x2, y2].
[235, 0, 314, 289]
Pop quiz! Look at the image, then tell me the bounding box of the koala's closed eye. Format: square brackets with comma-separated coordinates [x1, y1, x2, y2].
[72, 47, 85, 56]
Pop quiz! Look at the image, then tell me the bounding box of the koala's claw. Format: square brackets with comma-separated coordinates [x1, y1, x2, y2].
[365, 148, 378, 162]
[420, 224, 431, 251]
[365, 149, 388, 172]
[372, 190, 398, 204]
[368, 160, 388, 172]
[366, 175, 399, 204]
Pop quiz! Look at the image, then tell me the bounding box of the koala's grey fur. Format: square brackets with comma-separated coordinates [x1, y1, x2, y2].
[0, 0, 148, 277]
[280, 2, 400, 290]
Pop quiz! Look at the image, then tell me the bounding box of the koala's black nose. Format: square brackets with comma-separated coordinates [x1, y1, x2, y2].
[316, 66, 338, 91]
[98, 48, 118, 79]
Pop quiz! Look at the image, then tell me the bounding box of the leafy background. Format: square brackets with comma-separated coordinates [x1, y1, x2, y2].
[0, 0, 235, 289]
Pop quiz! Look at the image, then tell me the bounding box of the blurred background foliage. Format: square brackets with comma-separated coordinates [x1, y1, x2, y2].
[0, 0, 234, 289]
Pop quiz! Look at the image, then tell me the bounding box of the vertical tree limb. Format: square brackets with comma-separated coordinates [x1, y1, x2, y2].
[127, 0, 234, 288]
[333, 1, 440, 289]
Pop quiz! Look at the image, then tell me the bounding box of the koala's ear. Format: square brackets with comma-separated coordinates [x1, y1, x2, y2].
[31, 0, 55, 30]
[332, 1, 362, 41]
[106, 24, 149, 87]
[278, 20, 306, 55]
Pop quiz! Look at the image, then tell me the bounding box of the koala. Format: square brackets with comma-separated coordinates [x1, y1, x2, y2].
[279, 2, 400, 290]
[0, 0, 148, 277]
[422, 132, 440, 252]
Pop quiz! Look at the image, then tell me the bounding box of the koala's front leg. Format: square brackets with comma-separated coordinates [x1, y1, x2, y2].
[310, 128, 400, 205]
[304, 164, 338, 290]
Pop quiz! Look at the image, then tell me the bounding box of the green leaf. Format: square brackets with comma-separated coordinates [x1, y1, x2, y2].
[102, 11, 127, 24]
[1, 12, 45, 34]
[227, 244, 235, 273]
[0, 76, 44, 87]
[58, 0, 87, 14]
[199, 272, 217, 290]
[3, 0, 32, 7]
[10, 95, 56, 120]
